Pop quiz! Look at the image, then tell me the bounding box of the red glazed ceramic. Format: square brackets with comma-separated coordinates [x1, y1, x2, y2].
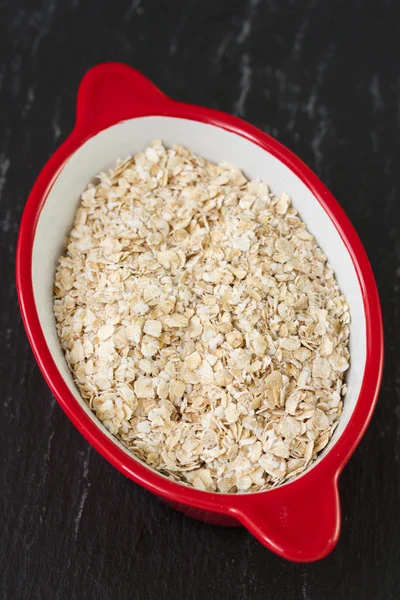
[16, 63, 384, 562]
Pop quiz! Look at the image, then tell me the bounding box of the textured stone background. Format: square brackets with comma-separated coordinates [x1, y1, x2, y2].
[0, 1, 399, 598]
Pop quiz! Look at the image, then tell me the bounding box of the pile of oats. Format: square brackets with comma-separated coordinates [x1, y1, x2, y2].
[54, 140, 350, 493]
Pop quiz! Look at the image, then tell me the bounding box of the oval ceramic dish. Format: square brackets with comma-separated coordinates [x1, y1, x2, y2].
[16, 63, 384, 562]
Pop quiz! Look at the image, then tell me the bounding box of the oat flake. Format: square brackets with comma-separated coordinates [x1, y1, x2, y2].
[54, 140, 350, 493]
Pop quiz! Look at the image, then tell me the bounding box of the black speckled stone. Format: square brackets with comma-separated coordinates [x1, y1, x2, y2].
[0, 0, 399, 598]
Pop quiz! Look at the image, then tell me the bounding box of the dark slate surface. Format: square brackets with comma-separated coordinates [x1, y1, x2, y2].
[0, 0, 399, 598]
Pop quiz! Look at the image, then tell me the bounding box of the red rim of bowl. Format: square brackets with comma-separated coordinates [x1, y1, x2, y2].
[16, 63, 384, 562]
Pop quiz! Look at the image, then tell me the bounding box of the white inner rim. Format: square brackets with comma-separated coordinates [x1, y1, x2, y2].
[32, 116, 367, 491]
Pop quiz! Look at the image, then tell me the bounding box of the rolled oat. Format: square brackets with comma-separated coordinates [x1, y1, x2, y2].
[54, 140, 350, 493]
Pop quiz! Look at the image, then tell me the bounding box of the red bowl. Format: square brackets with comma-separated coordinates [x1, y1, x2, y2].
[16, 62, 384, 562]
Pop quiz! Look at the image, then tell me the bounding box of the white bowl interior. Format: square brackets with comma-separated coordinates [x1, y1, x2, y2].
[32, 116, 366, 484]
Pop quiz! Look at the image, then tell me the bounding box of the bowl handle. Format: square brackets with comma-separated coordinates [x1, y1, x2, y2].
[75, 62, 169, 131]
[232, 474, 341, 562]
